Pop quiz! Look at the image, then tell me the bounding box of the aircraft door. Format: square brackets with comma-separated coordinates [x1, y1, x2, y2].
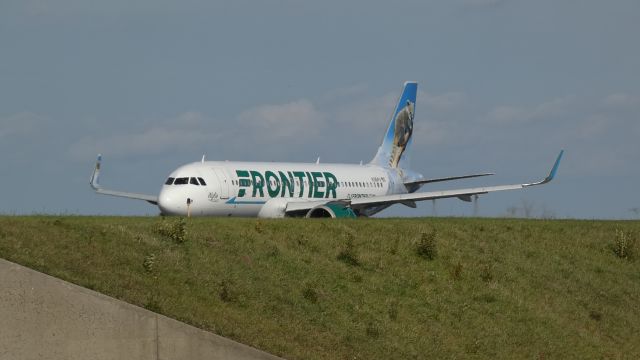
[211, 168, 230, 199]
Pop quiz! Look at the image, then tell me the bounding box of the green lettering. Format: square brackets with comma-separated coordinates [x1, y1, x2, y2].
[311, 172, 324, 198]
[306, 172, 314, 198]
[236, 170, 250, 197]
[280, 171, 294, 197]
[323, 172, 337, 198]
[293, 171, 306, 197]
[250, 170, 265, 197]
[265, 171, 280, 198]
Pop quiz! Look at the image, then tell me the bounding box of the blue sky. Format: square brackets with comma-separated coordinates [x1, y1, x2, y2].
[1, 0, 638, 218]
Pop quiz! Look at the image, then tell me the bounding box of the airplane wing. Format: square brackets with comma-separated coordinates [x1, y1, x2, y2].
[282, 151, 563, 216]
[90, 154, 159, 205]
[404, 173, 494, 186]
[352, 150, 563, 210]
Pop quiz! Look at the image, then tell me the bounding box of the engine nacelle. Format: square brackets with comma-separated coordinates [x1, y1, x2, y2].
[257, 198, 289, 218]
[305, 203, 357, 218]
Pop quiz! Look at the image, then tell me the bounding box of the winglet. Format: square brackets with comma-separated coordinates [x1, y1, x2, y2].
[90, 154, 102, 190]
[546, 149, 564, 182]
[525, 150, 564, 187]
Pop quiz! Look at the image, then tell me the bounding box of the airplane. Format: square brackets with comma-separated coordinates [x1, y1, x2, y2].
[90, 81, 563, 218]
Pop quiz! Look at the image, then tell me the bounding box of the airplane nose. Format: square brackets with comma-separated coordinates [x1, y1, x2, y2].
[158, 188, 183, 215]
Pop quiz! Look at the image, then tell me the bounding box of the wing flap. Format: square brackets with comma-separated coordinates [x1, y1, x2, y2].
[405, 173, 494, 186]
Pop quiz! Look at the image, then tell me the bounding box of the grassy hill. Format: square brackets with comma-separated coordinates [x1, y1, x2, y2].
[1, 216, 639, 359]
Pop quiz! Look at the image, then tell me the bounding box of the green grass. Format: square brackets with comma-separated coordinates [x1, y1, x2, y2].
[1, 216, 639, 359]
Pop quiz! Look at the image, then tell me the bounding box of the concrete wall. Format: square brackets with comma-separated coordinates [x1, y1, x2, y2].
[0, 258, 283, 360]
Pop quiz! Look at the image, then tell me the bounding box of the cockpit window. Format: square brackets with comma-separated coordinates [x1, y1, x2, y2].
[190, 177, 199, 185]
[198, 177, 207, 186]
[174, 177, 189, 185]
[165, 177, 175, 185]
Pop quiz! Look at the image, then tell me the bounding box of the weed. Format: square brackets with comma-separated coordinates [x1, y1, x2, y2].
[219, 280, 234, 303]
[589, 310, 602, 321]
[451, 261, 463, 281]
[389, 238, 399, 255]
[155, 217, 187, 243]
[387, 299, 399, 321]
[416, 229, 438, 260]
[254, 220, 264, 234]
[612, 229, 635, 259]
[143, 253, 156, 273]
[473, 293, 497, 303]
[144, 295, 162, 312]
[297, 235, 307, 247]
[337, 235, 359, 266]
[479, 263, 493, 283]
[302, 286, 318, 303]
[267, 245, 280, 258]
[366, 321, 381, 338]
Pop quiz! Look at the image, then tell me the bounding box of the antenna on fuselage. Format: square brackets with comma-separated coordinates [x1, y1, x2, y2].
[316, 157, 320, 164]
[201, 154, 206, 163]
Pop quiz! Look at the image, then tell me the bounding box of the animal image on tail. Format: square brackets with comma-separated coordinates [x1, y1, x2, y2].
[390, 100, 414, 168]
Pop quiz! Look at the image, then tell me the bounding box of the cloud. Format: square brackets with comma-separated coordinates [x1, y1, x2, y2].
[421, 91, 466, 111]
[237, 99, 325, 140]
[483, 96, 573, 124]
[577, 114, 609, 139]
[603, 93, 640, 108]
[334, 93, 397, 131]
[68, 100, 327, 160]
[68, 112, 216, 160]
[0, 112, 47, 139]
[461, 0, 507, 9]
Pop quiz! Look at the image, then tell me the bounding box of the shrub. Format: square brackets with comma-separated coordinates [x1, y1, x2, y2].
[613, 228, 635, 259]
[155, 217, 187, 243]
[416, 229, 438, 260]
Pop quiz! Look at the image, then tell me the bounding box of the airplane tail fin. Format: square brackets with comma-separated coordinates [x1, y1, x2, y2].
[90, 154, 102, 190]
[370, 81, 418, 169]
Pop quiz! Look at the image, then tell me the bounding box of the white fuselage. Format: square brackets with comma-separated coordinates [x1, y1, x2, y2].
[157, 161, 407, 217]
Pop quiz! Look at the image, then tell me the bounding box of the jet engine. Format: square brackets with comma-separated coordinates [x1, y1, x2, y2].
[305, 203, 357, 218]
[257, 198, 289, 218]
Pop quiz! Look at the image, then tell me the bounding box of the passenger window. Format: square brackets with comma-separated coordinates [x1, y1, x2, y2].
[165, 177, 175, 185]
[198, 177, 207, 186]
[174, 177, 189, 185]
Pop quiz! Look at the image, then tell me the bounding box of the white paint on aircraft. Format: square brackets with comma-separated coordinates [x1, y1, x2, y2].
[90, 82, 563, 218]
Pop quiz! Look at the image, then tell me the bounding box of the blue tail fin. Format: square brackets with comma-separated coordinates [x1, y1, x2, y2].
[370, 81, 418, 168]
